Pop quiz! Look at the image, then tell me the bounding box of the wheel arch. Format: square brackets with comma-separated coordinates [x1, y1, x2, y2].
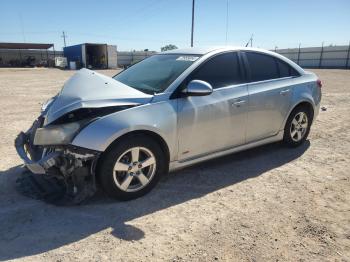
[99, 129, 171, 167]
[284, 100, 315, 128]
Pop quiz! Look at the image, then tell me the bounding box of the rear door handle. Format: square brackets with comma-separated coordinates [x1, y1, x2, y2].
[280, 89, 290, 95]
[232, 99, 246, 107]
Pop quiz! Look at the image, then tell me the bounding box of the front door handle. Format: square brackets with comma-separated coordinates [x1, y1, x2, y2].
[232, 99, 246, 107]
[280, 89, 290, 96]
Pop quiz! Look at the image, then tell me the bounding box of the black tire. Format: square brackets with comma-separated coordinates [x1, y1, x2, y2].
[97, 134, 168, 201]
[283, 105, 312, 147]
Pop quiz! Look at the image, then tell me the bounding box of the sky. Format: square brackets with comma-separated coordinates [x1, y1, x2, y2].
[1, 0, 349, 51]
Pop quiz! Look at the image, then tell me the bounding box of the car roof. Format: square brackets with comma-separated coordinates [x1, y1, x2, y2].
[160, 46, 276, 55]
[160, 46, 305, 75]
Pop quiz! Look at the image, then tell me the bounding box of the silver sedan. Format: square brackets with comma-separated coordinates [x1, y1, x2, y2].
[15, 47, 322, 202]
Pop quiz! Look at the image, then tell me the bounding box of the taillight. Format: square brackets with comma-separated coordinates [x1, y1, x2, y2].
[316, 79, 322, 88]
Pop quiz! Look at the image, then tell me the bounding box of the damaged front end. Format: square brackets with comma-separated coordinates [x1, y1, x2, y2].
[15, 115, 101, 204]
[14, 69, 153, 204]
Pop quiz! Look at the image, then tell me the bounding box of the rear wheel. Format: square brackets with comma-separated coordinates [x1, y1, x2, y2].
[98, 135, 167, 200]
[283, 106, 312, 147]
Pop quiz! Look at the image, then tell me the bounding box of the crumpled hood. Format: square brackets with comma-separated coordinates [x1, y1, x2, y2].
[45, 69, 153, 124]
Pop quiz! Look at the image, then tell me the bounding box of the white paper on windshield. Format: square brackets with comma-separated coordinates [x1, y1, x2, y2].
[176, 56, 199, 62]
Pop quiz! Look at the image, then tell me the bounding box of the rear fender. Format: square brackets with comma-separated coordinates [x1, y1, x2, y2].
[282, 86, 317, 129]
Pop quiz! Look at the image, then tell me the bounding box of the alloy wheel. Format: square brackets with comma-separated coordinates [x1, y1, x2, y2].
[113, 147, 156, 192]
[290, 112, 308, 142]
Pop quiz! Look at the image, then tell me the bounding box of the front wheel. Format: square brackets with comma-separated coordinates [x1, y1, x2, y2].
[98, 135, 167, 200]
[283, 106, 312, 147]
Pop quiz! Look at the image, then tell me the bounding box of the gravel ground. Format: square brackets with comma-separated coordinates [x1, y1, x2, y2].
[0, 68, 349, 261]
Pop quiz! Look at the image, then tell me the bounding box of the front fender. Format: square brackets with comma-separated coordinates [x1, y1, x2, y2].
[71, 101, 178, 161]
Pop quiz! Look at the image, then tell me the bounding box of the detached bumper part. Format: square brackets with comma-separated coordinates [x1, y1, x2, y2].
[15, 132, 60, 174]
[14, 127, 100, 205]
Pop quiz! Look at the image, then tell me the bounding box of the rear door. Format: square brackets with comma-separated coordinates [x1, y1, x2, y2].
[243, 52, 296, 142]
[177, 52, 248, 160]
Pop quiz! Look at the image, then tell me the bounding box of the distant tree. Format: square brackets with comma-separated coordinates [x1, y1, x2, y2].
[161, 44, 178, 52]
[144, 49, 149, 52]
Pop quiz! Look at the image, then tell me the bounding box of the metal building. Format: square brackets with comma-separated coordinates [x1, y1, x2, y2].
[0, 42, 62, 67]
[63, 43, 118, 69]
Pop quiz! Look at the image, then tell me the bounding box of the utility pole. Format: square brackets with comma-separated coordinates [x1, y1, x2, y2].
[61, 31, 67, 48]
[225, 0, 229, 44]
[245, 34, 253, 47]
[297, 43, 301, 65]
[319, 41, 324, 68]
[191, 0, 195, 47]
[345, 40, 350, 69]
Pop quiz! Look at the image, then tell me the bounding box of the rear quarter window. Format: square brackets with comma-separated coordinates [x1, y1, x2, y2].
[276, 59, 300, 78]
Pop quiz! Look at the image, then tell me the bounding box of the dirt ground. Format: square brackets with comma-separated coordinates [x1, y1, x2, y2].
[0, 68, 349, 261]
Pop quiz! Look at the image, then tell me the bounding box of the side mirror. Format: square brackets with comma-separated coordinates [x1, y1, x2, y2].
[182, 80, 213, 96]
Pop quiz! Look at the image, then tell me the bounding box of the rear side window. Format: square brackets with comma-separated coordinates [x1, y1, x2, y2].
[276, 59, 300, 78]
[246, 52, 279, 82]
[190, 52, 243, 89]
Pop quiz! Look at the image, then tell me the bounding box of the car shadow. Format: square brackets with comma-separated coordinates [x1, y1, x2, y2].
[0, 141, 310, 260]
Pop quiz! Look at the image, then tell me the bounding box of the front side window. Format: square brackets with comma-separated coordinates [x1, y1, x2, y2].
[114, 54, 200, 94]
[246, 52, 279, 82]
[189, 52, 243, 89]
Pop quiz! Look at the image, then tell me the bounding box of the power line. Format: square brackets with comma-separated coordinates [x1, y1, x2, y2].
[69, 31, 188, 43]
[0, 31, 59, 35]
[104, 0, 166, 33]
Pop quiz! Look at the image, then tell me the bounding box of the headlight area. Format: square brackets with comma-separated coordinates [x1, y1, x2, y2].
[16, 127, 101, 204]
[34, 105, 135, 146]
[15, 105, 135, 204]
[34, 121, 83, 146]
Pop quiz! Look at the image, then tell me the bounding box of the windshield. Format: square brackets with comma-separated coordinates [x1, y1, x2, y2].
[113, 54, 201, 94]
